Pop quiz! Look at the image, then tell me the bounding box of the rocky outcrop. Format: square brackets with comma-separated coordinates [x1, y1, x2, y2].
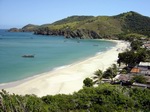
[8, 28, 20, 32]
[34, 28, 102, 39]
[21, 24, 39, 32]
[8, 24, 39, 32]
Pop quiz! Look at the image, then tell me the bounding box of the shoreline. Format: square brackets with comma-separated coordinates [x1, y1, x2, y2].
[0, 40, 129, 97]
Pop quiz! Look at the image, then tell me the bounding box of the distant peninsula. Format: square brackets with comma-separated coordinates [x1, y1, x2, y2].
[8, 24, 39, 32]
[9, 11, 150, 39]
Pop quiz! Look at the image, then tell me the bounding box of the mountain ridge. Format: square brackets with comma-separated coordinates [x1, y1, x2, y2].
[9, 11, 150, 39]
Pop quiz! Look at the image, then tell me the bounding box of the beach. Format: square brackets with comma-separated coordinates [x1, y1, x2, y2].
[1, 40, 129, 97]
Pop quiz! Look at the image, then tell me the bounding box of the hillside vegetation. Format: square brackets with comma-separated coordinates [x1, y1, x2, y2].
[115, 11, 150, 36]
[8, 24, 39, 32]
[21, 24, 39, 32]
[33, 11, 150, 39]
[8, 11, 150, 39]
[1, 84, 150, 112]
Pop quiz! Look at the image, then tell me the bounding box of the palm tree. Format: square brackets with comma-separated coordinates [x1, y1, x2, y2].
[103, 67, 113, 79]
[93, 69, 103, 84]
[103, 64, 118, 82]
[111, 64, 118, 77]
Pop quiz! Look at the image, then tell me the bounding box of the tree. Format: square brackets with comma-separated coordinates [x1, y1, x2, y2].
[103, 65, 117, 80]
[103, 67, 114, 79]
[83, 78, 93, 87]
[118, 50, 137, 67]
[131, 75, 147, 84]
[1, 84, 150, 111]
[131, 40, 142, 51]
[120, 69, 127, 74]
[93, 69, 103, 84]
[136, 48, 147, 63]
[111, 64, 118, 75]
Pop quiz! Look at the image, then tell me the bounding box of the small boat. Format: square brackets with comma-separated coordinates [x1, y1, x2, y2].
[22, 55, 34, 58]
[93, 44, 99, 46]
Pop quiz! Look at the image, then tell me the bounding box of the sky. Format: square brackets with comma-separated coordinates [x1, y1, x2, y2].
[0, 0, 150, 29]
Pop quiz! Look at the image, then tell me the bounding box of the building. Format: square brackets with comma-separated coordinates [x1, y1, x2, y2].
[130, 67, 140, 74]
[132, 83, 150, 89]
[113, 74, 132, 86]
[139, 62, 150, 67]
[138, 62, 150, 76]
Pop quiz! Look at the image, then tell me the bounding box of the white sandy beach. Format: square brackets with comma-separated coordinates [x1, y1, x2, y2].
[1, 40, 129, 97]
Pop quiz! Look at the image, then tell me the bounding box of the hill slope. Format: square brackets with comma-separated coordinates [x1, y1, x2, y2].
[8, 24, 39, 32]
[9, 11, 150, 39]
[34, 15, 123, 39]
[115, 11, 150, 36]
[34, 11, 150, 39]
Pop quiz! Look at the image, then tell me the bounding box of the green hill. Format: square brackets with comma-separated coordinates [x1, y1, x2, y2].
[34, 11, 150, 39]
[34, 15, 123, 39]
[115, 11, 150, 36]
[52, 16, 94, 25]
[21, 24, 39, 32]
[8, 24, 39, 32]
[9, 11, 150, 39]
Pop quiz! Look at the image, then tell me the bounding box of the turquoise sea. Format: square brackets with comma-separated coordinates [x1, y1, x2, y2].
[0, 29, 116, 83]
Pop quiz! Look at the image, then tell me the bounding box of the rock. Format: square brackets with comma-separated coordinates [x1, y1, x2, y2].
[8, 28, 20, 32]
[34, 28, 102, 39]
[8, 24, 39, 32]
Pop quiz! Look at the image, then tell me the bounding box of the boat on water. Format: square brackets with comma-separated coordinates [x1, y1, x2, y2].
[93, 44, 99, 46]
[22, 55, 34, 58]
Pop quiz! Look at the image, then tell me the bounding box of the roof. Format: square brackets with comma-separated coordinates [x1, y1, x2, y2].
[138, 67, 148, 71]
[139, 62, 150, 67]
[119, 76, 129, 81]
[145, 76, 150, 83]
[143, 41, 150, 44]
[130, 68, 140, 73]
[140, 70, 150, 75]
[115, 74, 131, 81]
[144, 44, 150, 47]
[133, 82, 150, 88]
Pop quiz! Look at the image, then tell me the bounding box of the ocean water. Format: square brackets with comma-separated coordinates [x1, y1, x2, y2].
[0, 29, 116, 83]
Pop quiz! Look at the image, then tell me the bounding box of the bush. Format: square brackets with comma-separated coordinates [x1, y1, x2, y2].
[83, 78, 93, 87]
[131, 75, 147, 84]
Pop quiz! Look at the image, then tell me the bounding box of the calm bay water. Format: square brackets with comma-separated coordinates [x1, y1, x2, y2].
[0, 29, 116, 83]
